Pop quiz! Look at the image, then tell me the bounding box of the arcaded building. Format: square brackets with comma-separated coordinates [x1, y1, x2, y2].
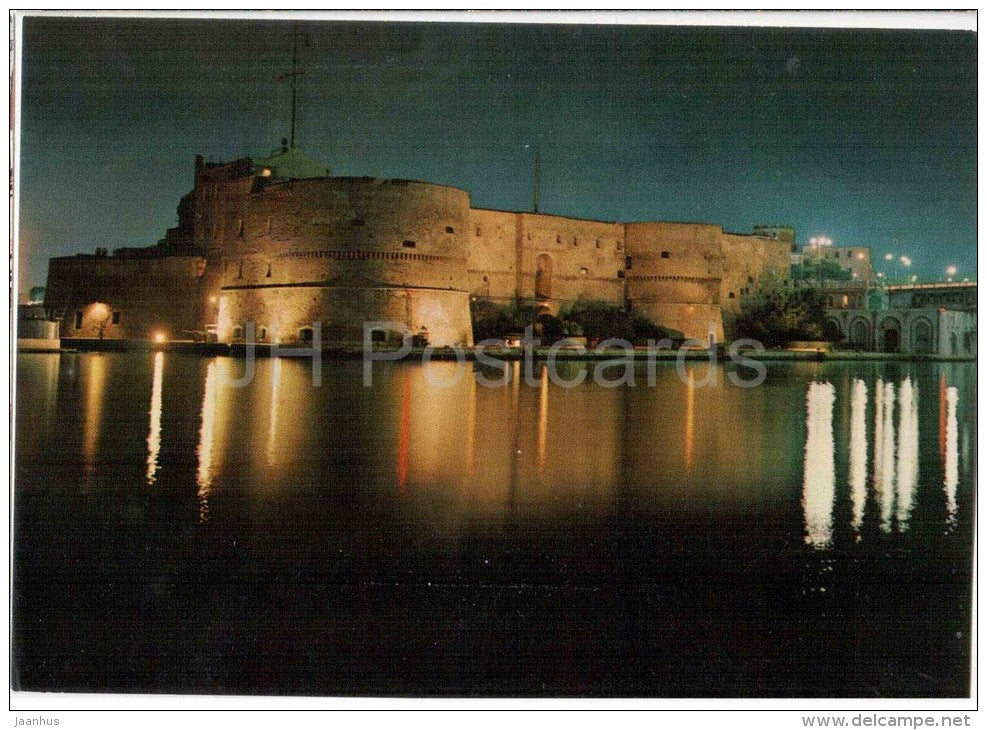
[44, 145, 793, 347]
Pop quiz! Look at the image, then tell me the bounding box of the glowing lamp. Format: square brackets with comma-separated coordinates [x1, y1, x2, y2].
[152, 331, 167, 343]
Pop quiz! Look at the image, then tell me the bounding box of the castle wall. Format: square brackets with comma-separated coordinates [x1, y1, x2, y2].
[719, 232, 792, 333]
[467, 209, 625, 312]
[624, 222, 724, 342]
[43, 151, 802, 348]
[45, 255, 206, 340]
[217, 178, 474, 346]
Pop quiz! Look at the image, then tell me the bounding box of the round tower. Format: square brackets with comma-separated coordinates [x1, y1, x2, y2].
[216, 177, 474, 347]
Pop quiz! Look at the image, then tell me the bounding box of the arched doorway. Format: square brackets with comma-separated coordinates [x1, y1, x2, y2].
[912, 319, 933, 354]
[880, 318, 901, 353]
[849, 318, 870, 350]
[535, 254, 553, 300]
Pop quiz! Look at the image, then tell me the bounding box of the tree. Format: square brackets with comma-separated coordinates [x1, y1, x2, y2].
[732, 271, 836, 347]
[558, 298, 683, 344]
[791, 258, 853, 284]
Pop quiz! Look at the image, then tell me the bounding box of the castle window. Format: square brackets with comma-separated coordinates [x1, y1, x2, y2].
[259, 327, 267, 342]
[482, 276, 488, 282]
[74, 311, 82, 329]
[625, 256, 633, 270]
[580, 267, 589, 276]
[445, 226, 454, 234]
[233, 327, 243, 340]
[573, 237, 578, 246]
[476, 227, 481, 236]
[237, 262, 243, 279]
[728, 292, 736, 299]
[298, 327, 314, 343]
[266, 263, 272, 278]
[238, 219, 245, 238]
[617, 270, 625, 279]
[350, 218, 365, 226]
[595, 239, 601, 248]
[112, 311, 121, 325]
[260, 168, 272, 178]
[402, 240, 416, 248]
[660, 251, 670, 259]
[556, 234, 562, 244]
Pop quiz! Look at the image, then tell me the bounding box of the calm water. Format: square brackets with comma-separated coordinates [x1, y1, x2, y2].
[13, 353, 975, 697]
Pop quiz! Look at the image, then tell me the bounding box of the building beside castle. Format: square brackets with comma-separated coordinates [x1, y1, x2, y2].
[44, 144, 794, 347]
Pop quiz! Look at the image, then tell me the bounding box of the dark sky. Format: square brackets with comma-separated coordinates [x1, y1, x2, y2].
[17, 16, 977, 287]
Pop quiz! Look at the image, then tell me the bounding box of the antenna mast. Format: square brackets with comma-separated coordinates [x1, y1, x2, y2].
[533, 146, 541, 214]
[280, 22, 308, 149]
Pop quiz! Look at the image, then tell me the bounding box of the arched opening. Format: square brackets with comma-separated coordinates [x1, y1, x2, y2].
[880, 318, 901, 353]
[849, 318, 870, 350]
[535, 253, 553, 300]
[298, 327, 314, 343]
[912, 319, 933, 354]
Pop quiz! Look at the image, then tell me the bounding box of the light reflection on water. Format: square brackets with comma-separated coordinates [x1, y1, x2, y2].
[803, 381, 836, 549]
[146, 351, 164, 485]
[15, 353, 976, 541]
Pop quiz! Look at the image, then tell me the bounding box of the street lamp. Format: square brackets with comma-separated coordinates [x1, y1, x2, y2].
[945, 265, 957, 282]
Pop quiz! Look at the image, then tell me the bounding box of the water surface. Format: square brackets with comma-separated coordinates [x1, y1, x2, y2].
[13, 353, 975, 696]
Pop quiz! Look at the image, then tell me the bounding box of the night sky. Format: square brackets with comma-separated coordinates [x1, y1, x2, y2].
[17, 16, 977, 289]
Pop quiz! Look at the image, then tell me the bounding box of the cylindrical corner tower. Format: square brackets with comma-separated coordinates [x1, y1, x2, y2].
[216, 177, 474, 347]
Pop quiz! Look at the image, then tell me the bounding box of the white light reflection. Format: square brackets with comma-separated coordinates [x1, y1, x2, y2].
[803, 381, 836, 549]
[875, 380, 896, 533]
[895, 378, 919, 532]
[849, 378, 868, 533]
[944, 386, 958, 528]
[146, 352, 164, 485]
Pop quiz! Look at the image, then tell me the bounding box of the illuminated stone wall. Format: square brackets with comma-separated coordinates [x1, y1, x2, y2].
[624, 222, 724, 342]
[467, 209, 626, 312]
[719, 231, 792, 335]
[44, 151, 798, 347]
[45, 255, 206, 340]
[216, 177, 474, 346]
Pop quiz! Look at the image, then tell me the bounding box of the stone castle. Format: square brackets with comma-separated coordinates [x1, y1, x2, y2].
[44, 144, 793, 346]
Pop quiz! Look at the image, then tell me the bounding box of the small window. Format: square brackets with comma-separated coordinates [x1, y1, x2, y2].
[445, 226, 454, 234]
[482, 276, 488, 282]
[625, 256, 633, 270]
[475, 227, 481, 237]
[660, 251, 670, 259]
[402, 240, 416, 248]
[747, 275, 754, 284]
[266, 263, 272, 278]
[233, 327, 243, 340]
[580, 267, 589, 276]
[74, 310, 82, 329]
[112, 311, 121, 325]
[298, 327, 314, 343]
[350, 218, 365, 226]
[556, 234, 562, 244]
[617, 270, 625, 279]
[573, 237, 578, 246]
[238, 219, 245, 237]
[259, 327, 267, 342]
[370, 329, 386, 343]
[237, 262, 243, 279]
[728, 292, 736, 299]
[595, 239, 601, 248]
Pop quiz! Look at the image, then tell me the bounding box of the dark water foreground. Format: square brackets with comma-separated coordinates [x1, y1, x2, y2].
[12, 353, 975, 697]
